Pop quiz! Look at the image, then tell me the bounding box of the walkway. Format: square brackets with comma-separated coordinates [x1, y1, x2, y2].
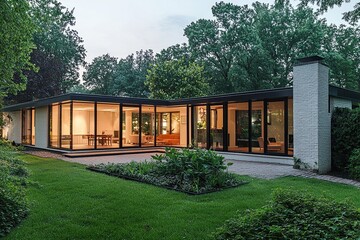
[25, 150, 360, 188]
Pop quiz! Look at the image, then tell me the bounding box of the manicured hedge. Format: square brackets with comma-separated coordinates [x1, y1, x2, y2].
[0, 140, 29, 237]
[331, 107, 360, 172]
[349, 148, 360, 180]
[88, 148, 244, 194]
[214, 189, 360, 240]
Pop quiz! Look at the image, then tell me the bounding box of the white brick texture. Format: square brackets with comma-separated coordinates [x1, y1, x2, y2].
[293, 62, 331, 174]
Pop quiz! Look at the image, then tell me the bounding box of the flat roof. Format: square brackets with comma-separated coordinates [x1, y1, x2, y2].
[2, 85, 360, 112]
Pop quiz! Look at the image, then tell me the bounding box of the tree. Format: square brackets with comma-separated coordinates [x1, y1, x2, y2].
[113, 49, 154, 97]
[6, 0, 86, 104]
[146, 58, 210, 100]
[299, 0, 360, 24]
[0, 0, 36, 98]
[83, 54, 118, 95]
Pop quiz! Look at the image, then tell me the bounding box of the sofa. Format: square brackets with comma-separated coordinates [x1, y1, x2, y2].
[157, 133, 180, 145]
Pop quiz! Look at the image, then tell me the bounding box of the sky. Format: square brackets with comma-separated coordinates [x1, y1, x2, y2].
[59, 0, 357, 63]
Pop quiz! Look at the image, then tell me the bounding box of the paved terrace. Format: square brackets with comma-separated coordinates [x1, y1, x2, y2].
[25, 150, 360, 188]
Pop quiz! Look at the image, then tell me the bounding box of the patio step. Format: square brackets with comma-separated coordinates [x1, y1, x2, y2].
[63, 148, 165, 158]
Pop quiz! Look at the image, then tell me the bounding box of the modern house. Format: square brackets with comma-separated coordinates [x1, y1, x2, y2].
[2, 56, 360, 173]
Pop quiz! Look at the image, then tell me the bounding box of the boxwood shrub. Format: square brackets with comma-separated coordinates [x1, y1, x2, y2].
[89, 148, 243, 194]
[0, 139, 29, 237]
[331, 107, 360, 172]
[213, 189, 360, 240]
[349, 148, 360, 181]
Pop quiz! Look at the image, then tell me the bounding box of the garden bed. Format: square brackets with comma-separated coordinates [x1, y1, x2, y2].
[86, 148, 247, 195]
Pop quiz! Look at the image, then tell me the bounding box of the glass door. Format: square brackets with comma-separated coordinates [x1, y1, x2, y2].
[266, 100, 286, 154]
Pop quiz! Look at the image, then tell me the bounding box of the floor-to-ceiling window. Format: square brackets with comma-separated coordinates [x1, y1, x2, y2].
[21, 109, 34, 145]
[141, 105, 155, 147]
[156, 106, 186, 147]
[266, 101, 285, 154]
[251, 101, 264, 153]
[97, 103, 120, 149]
[123, 105, 140, 147]
[72, 102, 95, 150]
[61, 103, 71, 149]
[193, 105, 207, 148]
[49, 105, 60, 148]
[210, 105, 223, 150]
[228, 102, 249, 153]
[288, 99, 293, 156]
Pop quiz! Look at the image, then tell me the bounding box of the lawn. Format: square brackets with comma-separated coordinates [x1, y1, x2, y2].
[5, 154, 360, 240]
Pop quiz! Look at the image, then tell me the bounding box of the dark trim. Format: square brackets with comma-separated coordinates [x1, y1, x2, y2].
[48, 105, 51, 148]
[191, 105, 195, 146]
[154, 105, 157, 147]
[4, 85, 360, 112]
[186, 104, 190, 147]
[70, 101, 73, 150]
[59, 104, 62, 148]
[120, 104, 123, 148]
[206, 104, 210, 149]
[264, 100, 268, 153]
[139, 105, 142, 148]
[284, 98, 289, 155]
[94, 102, 97, 149]
[223, 102, 228, 151]
[248, 100, 252, 153]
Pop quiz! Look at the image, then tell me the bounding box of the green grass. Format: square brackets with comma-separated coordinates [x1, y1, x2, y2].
[5, 154, 360, 240]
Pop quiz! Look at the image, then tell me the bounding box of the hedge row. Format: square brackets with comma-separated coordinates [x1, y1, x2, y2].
[0, 140, 29, 237]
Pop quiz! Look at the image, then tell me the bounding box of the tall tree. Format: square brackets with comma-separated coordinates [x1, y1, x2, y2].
[6, 0, 86, 104]
[83, 54, 118, 95]
[113, 49, 154, 97]
[146, 58, 210, 100]
[0, 0, 36, 98]
[299, 0, 360, 24]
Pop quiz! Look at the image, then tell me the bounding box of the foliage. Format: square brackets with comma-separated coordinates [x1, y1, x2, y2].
[349, 148, 360, 180]
[6, 154, 360, 239]
[331, 107, 360, 171]
[6, 0, 86, 104]
[184, 1, 326, 93]
[113, 49, 154, 97]
[0, 140, 29, 237]
[146, 58, 210, 100]
[299, 0, 360, 24]
[83, 54, 118, 95]
[0, 0, 36, 98]
[214, 189, 360, 240]
[90, 148, 241, 194]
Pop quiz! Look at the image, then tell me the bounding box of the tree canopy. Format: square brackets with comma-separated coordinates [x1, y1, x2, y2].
[6, 0, 86, 104]
[83, 54, 118, 95]
[146, 58, 210, 100]
[0, 0, 36, 98]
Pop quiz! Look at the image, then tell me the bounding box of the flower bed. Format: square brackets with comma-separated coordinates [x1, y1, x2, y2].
[87, 148, 247, 195]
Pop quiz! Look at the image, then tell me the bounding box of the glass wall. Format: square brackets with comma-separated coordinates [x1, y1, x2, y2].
[266, 101, 285, 154]
[50, 105, 60, 148]
[156, 106, 185, 147]
[97, 103, 120, 149]
[123, 106, 140, 147]
[210, 105, 223, 150]
[251, 101, 264, 153]
[21, 109, 33, 145]
[72, 102, 95, 149]
[141, 105, 155, 147]
[228, 102, 249, 152]
[193, 106, 207, 148]
[61, 103, 71, 149]
[288, 99, 294, 156]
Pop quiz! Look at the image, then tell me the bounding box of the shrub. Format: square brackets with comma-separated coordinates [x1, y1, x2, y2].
[349, 148, 360, 180]
[89, 148, 242, 194]
[214, 189, 360, 240]
[0, 139, 29, 237]
[331, 107, 360, 171]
